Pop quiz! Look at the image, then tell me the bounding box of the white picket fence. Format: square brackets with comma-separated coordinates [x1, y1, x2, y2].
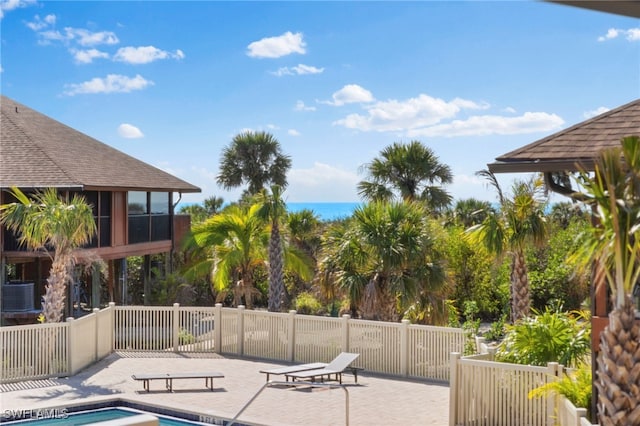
[449, 352, 596, 426]
[1, 305, 113, 382]
[1, 303, 465, 383]
[1, 304, 595, 426]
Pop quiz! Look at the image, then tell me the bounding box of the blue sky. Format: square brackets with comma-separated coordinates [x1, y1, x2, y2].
[1, 1, 638, 205]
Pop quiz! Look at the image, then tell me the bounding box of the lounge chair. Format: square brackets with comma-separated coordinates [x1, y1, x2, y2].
[259, 362, 327, 382]
[284, 352, 361, 384]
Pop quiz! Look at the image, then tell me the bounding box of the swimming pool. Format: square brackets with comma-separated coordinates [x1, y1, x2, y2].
[0, 403, 238, 426]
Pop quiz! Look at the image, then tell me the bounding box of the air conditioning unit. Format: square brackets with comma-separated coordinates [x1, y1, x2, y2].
[2, 282, 35, 312]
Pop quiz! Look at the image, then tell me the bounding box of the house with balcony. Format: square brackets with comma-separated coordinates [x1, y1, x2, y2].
[0, 95, 200, 324]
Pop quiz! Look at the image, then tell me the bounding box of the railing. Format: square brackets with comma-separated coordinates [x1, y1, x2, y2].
[449, 352, 597, 426]
[111, 304, 466, 381]
[1, 304, 115, 382]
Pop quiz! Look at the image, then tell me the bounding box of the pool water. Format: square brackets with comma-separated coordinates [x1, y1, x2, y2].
[2, 407, 210, 425]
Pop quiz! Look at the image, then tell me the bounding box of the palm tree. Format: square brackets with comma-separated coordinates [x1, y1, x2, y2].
[319, 201, 447, 322]
[179, 196, 225, 224]
[358, 141, 453, 211]
[467, 170, 548, 322]
[256, 185, 288, 312]
[571, 136, 640, 425]
[217, 131, 291, 197]
[0, 187, 96, 322]
[184, 201, 312, 309]
[449, 198, 495, 228]
[184, 203, 268, 308]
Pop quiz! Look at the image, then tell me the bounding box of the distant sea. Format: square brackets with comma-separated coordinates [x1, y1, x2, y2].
[177, 202, 360, 221]
[287, 202, 360, 221]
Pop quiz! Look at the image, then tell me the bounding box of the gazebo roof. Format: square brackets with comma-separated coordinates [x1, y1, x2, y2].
[0, 95, 200, 193]
[488, 98, 640, 174]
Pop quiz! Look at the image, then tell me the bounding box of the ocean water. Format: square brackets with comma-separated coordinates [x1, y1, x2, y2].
[177, 202, 360, 221]
[287, 202, 360, 221]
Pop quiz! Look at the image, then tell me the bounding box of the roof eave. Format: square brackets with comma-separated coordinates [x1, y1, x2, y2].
[488, 159, 596, 174]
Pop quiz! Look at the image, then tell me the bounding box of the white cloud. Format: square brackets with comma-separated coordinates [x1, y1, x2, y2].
[266, 124, 279, 130]
[117, 123, 144, 139]
[271, 64, 324, 76]
[406, 112, 565, 138]
[71, 48, 109, 64]
[583, 106, 610, 119]
[247, 31, 306, 58]
[287, 162, 360, 202]
[334, 94, 482, 131]
[63, 74, 154, 95]
[294, 100, 316, 111]
[325, 84, 375, 106]
[598, 27, 640, 42]
[0, 0, 36, 19]
[64, 27, 119, 46]
[503, 106, 517, 114]
[288, 129, 301, 136]
[114, 46, 185, 64]
[25, 14, 56, 31]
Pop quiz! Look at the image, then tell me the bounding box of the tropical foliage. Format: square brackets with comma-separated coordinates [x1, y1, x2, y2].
[570, 136, 640, 425]
[358, 141, 453, 211]
[0, 187, 96, 322]
[317, 200, 448, 323]
[183, 202, 312, 309]
[495, 306, 591, 368]
[467, 171, 548, 322]
[529, 362, 593, 422]
[217, 131, 291, 197]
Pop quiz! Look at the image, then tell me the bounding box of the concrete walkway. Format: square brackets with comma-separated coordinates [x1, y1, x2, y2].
[0, 352, 450, 426]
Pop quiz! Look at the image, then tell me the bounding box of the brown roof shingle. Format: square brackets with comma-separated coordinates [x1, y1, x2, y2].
[0, 95, 200, 193]
[489, 98, 640, 173]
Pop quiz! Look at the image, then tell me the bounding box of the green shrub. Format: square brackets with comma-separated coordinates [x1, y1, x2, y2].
[178, 328, 196, 345]
[294, 292, 323, 315]
[529, 362, 593, 422]
[496, 307, 590, 368]
[483, 315, 507, 342]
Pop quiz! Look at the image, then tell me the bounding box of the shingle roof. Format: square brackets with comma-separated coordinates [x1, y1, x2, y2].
[489, 98, 640, 173]
[0, 95, 200, 193]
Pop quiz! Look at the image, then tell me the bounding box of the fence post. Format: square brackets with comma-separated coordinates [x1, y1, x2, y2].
[449, 352, 461, 426]
[400, 319, 409, 376]
[341, 314, 350, 352]
[288, 310, 296, 362]
[173, 303, 180, 352]
[109, 302, 116, 351]
[93, 308, 100, 362]
[547, 362, 560, 426]
[214, 303, 222, 354]
[66, 317, 75, 375]
[238, 305, 245, 356]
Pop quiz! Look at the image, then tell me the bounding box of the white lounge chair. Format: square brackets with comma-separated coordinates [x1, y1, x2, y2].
[283, 352, 361, 384]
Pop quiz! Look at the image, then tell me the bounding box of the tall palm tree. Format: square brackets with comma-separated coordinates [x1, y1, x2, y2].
[572, 136, 640, 425]
[217, 131, 291, 197]
[257, 185, 288, 312]
[358, 141, 453, 211]
[467, 170, 548, 322]
[319, 201, 447, 322]
[0, 187, 96, 322]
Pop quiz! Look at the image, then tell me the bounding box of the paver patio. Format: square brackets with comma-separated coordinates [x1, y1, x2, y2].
[0, 352, 449, 426]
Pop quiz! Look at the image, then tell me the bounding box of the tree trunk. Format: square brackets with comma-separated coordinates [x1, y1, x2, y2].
[361, 274, 397, 322]
[596, 296, 640, 425]
[42, 255, 70, 323]
[510, 249, 530, 322]
[268, 223, 285, 312]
